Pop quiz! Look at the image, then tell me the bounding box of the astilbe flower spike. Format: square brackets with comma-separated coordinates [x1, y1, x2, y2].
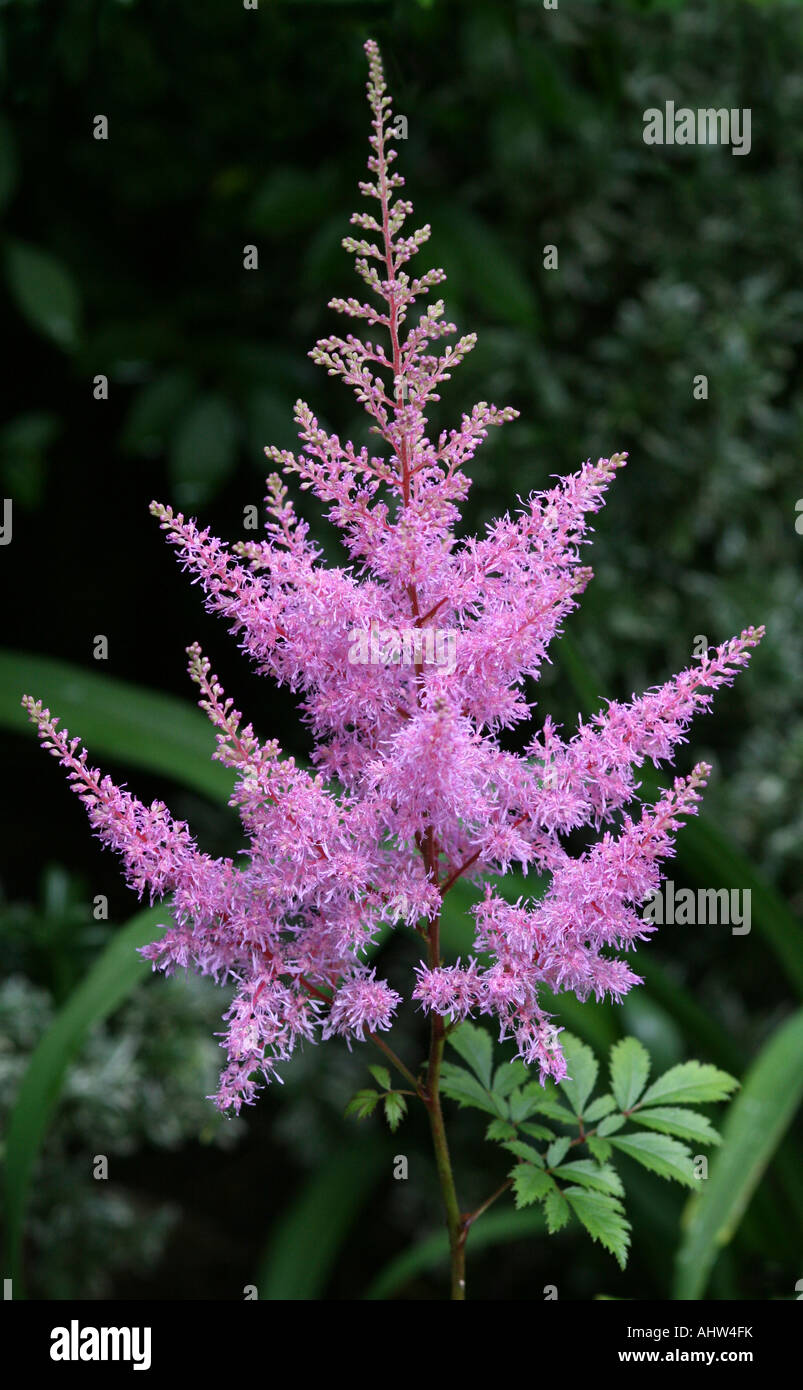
[24, 40, 763, 1130]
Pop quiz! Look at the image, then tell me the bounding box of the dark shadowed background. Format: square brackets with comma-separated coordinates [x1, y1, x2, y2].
[1, 0, 801, 1300]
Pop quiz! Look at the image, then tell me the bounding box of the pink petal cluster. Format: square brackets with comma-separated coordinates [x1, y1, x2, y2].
[24, 41, 763, 1110]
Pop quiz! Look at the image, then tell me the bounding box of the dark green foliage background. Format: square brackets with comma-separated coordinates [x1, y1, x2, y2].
[0, 0, 800, 1299]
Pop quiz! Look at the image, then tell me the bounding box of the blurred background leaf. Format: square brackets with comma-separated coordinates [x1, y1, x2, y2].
[168, 394, 239, 508]
[5, 242, 81, 350]
[674, 1009, 803, 1299]
[0, 652, 234, 802]
[257, 1136, 387, 1300]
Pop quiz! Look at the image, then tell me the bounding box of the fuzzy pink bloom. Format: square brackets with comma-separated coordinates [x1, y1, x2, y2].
[24, 41, 763, 1106]
[322, 972, 402, 1043]
[414, 959, 483, 1021]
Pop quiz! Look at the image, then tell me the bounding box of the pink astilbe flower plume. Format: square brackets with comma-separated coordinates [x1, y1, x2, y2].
[23, 40, 763, 1113]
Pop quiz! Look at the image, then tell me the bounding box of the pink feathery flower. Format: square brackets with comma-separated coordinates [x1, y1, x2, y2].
[322, 972, 403, 1044]
[23, 39, 764, 1107]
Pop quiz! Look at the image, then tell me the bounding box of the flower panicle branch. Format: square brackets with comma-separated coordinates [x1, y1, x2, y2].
[24, 41, 763, 1132]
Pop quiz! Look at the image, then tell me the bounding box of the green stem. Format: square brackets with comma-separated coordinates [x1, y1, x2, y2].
[369, 1030, 419, 1090]
[464, 1177, 513, 1229]
[423, 908, 467, 1299]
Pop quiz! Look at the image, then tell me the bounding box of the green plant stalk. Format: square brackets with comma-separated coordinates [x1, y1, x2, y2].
[366, 910, 465, 1299]
[425, 1016, 466, 1298]
[422, 910, 467, 1299]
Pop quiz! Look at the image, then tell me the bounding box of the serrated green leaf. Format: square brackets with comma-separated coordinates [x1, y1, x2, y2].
[563, 1188, 631, 1269]
[515, 1083, 576, 1125]
[587, 1136, 613, 1164]
[552, 1160, 624, 1198]
[519, 1121, 555, 1141]
[508, 1086, 533, 1122]
[597, 1113, 626, 1136]
[609, 1132, 697, 1187]
[384, 1092, 407, 1133]
[486, 1118, 517, 1142]
[439, 1062, 503, 1116]
[544, 1186, 571, 1234]
[639, 1060, 738, 1108]
[503, 1139, 545, 1165]
[546, 1136, 571, 1167]
[631, 1107, 721, 1146]
[610, 1036, 651, 1111]
[492, 1059, 530, 1098]
[559, 1033, 598, 1116]
[584, 1093, 617, 1123]
[368, 1065, 391, 1091]
[511, 1164, 554, 1208]
[447, 1021, 493, 1087]
[345, 1088, 380, 1121]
